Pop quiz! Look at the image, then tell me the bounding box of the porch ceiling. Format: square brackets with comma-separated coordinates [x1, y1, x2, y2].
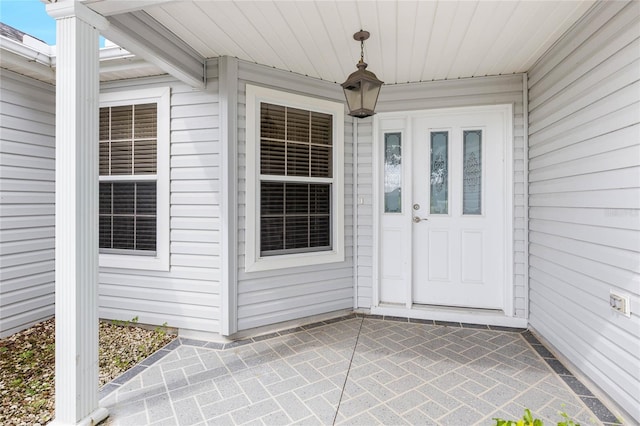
[85, 0, 595, 85]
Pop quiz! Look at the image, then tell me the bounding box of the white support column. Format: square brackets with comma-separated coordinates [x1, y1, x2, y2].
[46, 2, 109, 425]
[219, 56, 238, 336]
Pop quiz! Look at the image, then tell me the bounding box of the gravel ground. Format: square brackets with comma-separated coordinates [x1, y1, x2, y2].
[0, 318, 175, 425]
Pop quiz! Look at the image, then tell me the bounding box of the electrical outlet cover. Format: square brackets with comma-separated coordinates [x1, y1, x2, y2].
[610, 291, 631, 317]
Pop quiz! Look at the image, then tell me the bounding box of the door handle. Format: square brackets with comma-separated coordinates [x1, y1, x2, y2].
[413, 216, 428, 223]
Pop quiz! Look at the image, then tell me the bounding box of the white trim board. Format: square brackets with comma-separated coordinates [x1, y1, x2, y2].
[372, 305, 528, 328]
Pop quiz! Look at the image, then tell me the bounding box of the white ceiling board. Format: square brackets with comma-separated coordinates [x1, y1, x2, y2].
[295, 2, 351, 83]
[273, 2, 329, 81]
[200, 1, 284, 68]
[475, 2, 548, 77]
[237, 2, 317, 79]
[376, 1, 400, 84]
[502, 1, 595, 74]
[433, 2, 478, 81]
[149, 6, 218, 58]
[95, 0, 595, 86]
[452, 2, 517, 79]
[406, 1, 438, 83]
[395, 1, 420, 84]
[316, 1, 364, 82]
[420, 2, 458, 81]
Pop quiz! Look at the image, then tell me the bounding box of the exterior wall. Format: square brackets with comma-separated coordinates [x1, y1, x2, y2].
[0, 70, 56, 337]
[236, 62, 354, 331]
[98, 61, 222, 333]
[527, 1, 640, 422]
[355, 75, 527, 316]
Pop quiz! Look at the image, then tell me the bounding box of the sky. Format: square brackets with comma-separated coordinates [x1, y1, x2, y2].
[0, 0, 105, 47]
[0, 0, 56, 45]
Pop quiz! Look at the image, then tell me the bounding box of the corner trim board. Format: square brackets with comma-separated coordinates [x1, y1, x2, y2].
[219, 57, 239, 336]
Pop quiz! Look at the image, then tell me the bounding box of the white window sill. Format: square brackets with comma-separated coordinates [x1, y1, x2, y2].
[99, 252, 169, 272]
[245, 248, 344, 272]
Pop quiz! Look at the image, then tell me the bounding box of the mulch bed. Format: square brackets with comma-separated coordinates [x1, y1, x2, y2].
[0, 318, 175, 425]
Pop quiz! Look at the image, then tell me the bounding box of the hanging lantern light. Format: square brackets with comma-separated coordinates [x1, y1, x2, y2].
[342, 30, 384, 118]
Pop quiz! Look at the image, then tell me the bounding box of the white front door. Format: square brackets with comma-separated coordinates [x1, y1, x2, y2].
[411, 110, 506, 309]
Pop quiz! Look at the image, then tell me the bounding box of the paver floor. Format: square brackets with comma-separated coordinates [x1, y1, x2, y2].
[100, 315, 620, 425]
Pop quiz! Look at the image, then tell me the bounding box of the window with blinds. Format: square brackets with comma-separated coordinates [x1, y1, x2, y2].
[260, 103, 333, 255]
[99, 103, 158, 254]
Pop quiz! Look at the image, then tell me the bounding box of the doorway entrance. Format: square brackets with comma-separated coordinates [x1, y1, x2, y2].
[377, 105, 512, 312]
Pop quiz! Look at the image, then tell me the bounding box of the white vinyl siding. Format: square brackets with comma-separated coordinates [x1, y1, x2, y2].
[237, 62, 354, 331]
[527, 1, 640, 422]
[355, 74, 528, 314]
[0, 70, 55, 338]
[98, 63, 221, 333]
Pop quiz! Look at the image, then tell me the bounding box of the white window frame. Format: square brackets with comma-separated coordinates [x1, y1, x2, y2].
[99, 87, 170, 271]
[245, 84, 345, 272]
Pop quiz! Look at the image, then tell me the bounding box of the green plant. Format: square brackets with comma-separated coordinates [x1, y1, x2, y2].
[494, 409, 543, 426]
[558, 411, 580, 426]
[111, 316, 139, 327]
[113, 355, 128, 369]
[493, 409, 580, 426]
[30, 399, 47, 410]
[19, 349, 34, 360]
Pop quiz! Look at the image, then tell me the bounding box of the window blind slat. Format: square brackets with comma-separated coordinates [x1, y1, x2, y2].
[134, 103, 157, 139]
[110, 105, 132, 140]
[261, 103, 285, 140]
[286, 108, 310, 143]
[99, 142, 110, 175]
[99, 216, 112, 248]
[260, 217, 284, 252]
[99, 109, 110, 141]
[286, 143, 310, 176]
[113, 217, 134, 250]
[310, 145, 332, 178]
[261, 140, 286, 175]
[311, 112, 332, 145]
[134, 139, 157, 174]
[135, 217, 156, 251]
[113, 182, 134, 214]
[285, 216, 310, 249]
[110, 140, 133, 175]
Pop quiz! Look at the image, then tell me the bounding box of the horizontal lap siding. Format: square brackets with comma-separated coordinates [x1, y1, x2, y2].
[0, 71, 55, 337]
[355, 119, 373, 308]
[99, 68, 221, 333]
[356, 75, 527, 315]
[527, 1, 640, 421]
[236, 63, 354, 331]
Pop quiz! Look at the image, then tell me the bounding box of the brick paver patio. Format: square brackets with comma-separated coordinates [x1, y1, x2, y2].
[99, 314, 620, 425]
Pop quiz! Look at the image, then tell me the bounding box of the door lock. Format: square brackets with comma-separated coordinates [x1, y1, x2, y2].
[413, 216, 428, 223]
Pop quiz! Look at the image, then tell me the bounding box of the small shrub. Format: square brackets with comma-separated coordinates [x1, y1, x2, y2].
[493, 408, 580, 426]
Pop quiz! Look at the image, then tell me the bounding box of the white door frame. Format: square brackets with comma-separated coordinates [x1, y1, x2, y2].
[371, 104, 525, 327]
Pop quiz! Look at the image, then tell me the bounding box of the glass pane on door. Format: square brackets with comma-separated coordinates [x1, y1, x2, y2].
[463, 130, 482, 215]
[384, 133, 402, 213]
[430, 131, 448, 214]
